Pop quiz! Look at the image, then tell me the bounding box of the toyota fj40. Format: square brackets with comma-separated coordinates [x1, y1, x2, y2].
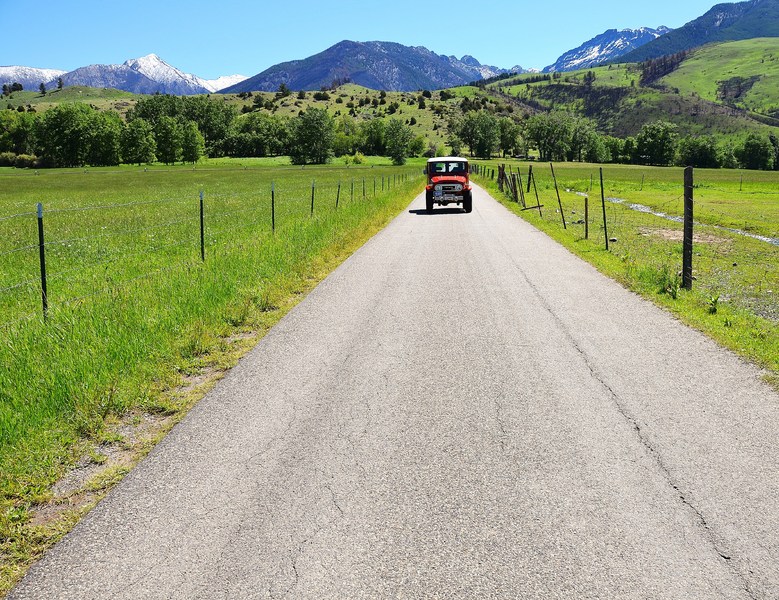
[424, 157, 472, 213]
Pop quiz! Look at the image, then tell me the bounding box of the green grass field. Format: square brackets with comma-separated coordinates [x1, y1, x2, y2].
[0, 159, 424, 594]
[471, 160, 778, 385]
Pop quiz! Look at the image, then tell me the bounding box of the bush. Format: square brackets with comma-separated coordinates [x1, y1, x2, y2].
[0, 151, 16, 167]
[13, 154, 37, 168]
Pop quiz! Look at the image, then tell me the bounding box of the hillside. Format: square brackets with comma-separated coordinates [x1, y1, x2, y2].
[222, 41, 515, 93]
[659, 37, 779, 116]
[490, 63, 779, 138]
[618, 0, 779, 63]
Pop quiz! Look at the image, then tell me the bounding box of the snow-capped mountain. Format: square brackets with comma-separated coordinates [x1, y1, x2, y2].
[203, 74, 248, 93]
[122, 54, 210, 94]
[0, 66, 66, 90]
[119, 54, 247, 94]
[543, 27, 672, 72]
[1, 54, 248, 96]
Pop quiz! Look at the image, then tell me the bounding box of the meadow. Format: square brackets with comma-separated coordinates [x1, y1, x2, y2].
[0, 159, 424, 592]
[471, 161, 779, 386]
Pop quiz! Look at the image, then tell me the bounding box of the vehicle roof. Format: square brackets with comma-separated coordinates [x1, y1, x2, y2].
[426, 156, 469, 163]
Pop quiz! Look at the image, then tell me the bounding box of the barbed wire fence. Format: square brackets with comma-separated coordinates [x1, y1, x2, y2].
[0, 171, 418, 331]
[474, 162, 779, 321]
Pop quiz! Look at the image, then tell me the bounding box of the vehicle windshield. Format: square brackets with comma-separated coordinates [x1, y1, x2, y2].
[429, 161, 466, 176]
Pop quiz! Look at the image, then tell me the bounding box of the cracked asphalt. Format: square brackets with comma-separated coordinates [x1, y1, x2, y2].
[10, 184, 779, 599]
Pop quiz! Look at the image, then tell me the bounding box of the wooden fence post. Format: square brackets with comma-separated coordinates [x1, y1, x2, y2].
[550, 163, 567, 229]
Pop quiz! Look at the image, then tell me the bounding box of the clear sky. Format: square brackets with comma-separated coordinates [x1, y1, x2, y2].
[2, 0, 718, 78]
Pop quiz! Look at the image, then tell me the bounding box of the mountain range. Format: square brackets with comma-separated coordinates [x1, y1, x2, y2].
[0, 55, 246, 95]
[618, 0, 779, 63]
[222, 41, 524, 93]
[2, 0, 777, 95]
[543, 27, 672, 72]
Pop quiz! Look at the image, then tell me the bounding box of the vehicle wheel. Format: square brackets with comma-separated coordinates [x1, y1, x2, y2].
[426, 190, 434, 213]
[463, 191, 473, 213]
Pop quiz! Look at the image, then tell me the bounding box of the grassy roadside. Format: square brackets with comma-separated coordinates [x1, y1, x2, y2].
[0, 162, 424, 596]
[472, 161, 778, 390]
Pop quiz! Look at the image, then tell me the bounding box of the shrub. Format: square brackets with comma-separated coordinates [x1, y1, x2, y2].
[13, 154, 38, 168]
[0, 151, 16, 166]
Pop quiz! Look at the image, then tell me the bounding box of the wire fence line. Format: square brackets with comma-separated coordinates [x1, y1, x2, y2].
[474, 162, 778, 322]
[0, 171, 419, 329]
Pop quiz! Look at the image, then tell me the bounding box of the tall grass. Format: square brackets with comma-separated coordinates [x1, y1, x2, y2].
[0, 161, 423, 549]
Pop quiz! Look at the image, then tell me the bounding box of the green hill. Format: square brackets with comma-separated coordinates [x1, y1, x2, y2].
[487, 63, 779, 139]
[660, 38, 779, 116]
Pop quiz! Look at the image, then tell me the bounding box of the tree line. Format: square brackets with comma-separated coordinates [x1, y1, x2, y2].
[3, 93, 779, 170]
[447, 110, 779, 170]
[0, 93, 428, 167]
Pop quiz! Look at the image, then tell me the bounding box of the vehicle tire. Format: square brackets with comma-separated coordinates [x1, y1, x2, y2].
[463, 191, 473, 213]
[426, 190, 434, 213]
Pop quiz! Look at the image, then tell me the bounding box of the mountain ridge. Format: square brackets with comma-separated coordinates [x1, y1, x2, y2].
[221, 40, 521, 93]
[543, 27, 672, 72]
[617, 0, 779, 63]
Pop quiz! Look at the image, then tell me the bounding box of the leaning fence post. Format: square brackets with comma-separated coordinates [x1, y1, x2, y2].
[336, 181, 341, 209]
[550, 163, 567, 230]
[600, 168, 609, 251]
[271, 181, 275, 233]
[311, 180, 315, 216]
[199, 190, 205, 261]
[36, 202, 48, 320]
[527, 165, 533, 194]
[363, 178, 366, 199]
[683, 167, 694, 290]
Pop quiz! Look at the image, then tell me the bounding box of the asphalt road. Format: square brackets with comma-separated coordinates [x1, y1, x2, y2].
[11, 184, 779, 599]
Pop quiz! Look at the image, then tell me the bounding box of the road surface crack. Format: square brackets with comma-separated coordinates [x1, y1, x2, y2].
[494, 224, 757, 599]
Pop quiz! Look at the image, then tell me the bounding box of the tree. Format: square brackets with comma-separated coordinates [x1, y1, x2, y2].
[498, 118, 522, 158]
[36, 102, 93, 167]
[359, 118, 386, 155]
[635, 120, 678, 166]
[525, 112, 574, 162]
[384, 118, 413, 165]
[458, 111, 499, 159]
[57, 77, 64, 90]
[181, 121, 206, 163]
[39, 83, 46, 96]
[568, 117, 597, 162]
[154, 116, 183, 164]
[289, 108, 334, 164]
[87, 111, 123, 166]
[677, 136, 720, 169]
[182, 95, 236, 157]
[121, 118, 156, 165]
[738, 133, 774, 170]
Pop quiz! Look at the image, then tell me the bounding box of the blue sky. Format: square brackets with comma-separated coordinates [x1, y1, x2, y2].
[3, 0, 718, 78]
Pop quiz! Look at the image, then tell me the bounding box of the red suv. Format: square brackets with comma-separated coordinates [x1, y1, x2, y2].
[425, 157, 472, 213]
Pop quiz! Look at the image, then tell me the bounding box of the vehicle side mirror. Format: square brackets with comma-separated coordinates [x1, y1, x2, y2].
[422, 167, 427, 175]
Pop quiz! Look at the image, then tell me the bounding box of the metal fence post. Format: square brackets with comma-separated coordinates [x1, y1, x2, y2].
[683, 167, 694, 290]
[36, 202, 48, 320]
[199, 190, 205, 261]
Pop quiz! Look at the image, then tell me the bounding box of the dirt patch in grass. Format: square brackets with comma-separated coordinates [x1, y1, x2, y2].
[639, 227, 733, 246]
